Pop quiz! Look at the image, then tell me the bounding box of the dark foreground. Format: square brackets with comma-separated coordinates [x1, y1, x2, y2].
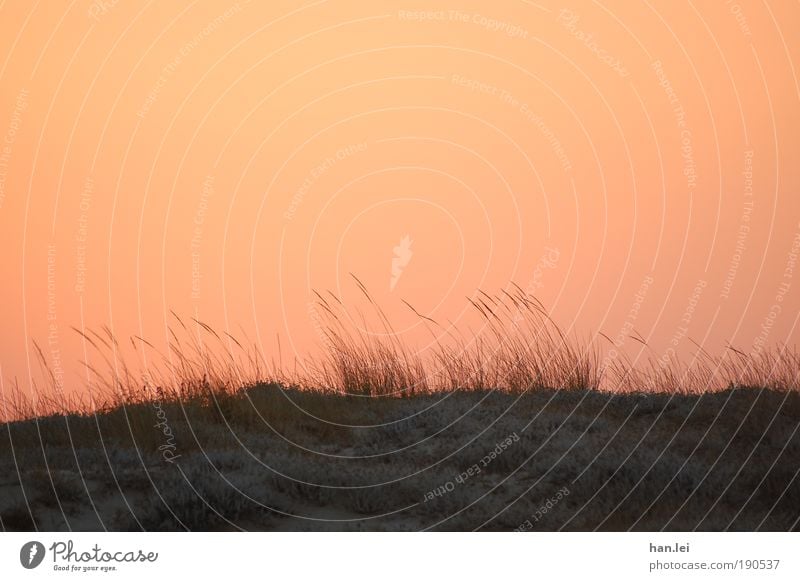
[1, 385, 798, 531]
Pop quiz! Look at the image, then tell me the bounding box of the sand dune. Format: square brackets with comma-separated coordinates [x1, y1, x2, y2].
[1, 384, 797, 531]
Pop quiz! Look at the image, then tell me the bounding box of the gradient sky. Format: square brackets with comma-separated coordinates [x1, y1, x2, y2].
[0, 0, 798, 398]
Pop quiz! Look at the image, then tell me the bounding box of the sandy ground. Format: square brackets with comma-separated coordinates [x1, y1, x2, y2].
[1, 385, 798, 531]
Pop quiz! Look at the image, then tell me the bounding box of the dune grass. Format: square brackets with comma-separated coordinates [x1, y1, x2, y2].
[1, 281, 797, 424]
[1, 282, 798, 531]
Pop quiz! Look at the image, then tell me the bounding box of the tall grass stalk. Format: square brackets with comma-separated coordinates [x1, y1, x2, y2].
[1, 284, 797, 422]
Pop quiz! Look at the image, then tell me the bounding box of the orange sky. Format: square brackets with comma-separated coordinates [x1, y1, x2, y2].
[0, 0, 798, 396]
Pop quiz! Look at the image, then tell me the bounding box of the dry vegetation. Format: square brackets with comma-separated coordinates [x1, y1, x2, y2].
[2, 282, 797, 423]
[0, 283, 798, 531]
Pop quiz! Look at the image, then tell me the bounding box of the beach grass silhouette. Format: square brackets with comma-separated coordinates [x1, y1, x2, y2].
[0, 281, 798, 531]
[3, 280, 797, 422]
